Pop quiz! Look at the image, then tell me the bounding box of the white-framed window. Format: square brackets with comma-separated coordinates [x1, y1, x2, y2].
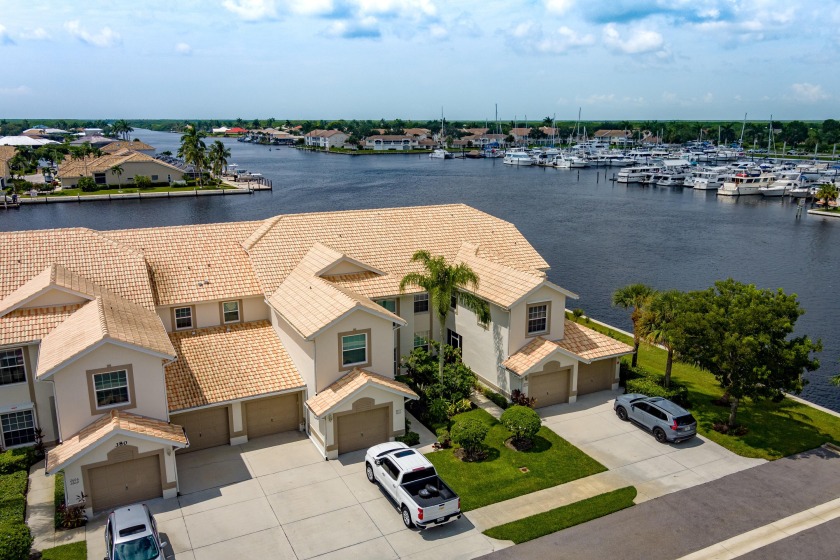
[413, 330, 430, 351]
[447, 328, 463, 350]
[413, 293, 429, 313]
[222, 301, 240, 323]
[0, 348, 26, 386]
[174, 306, 193, 330]
[1, 410, 36, 448]
[93, 370, 130, 409]
[341, 333, 368, 367]
[527, 303, 549, 335]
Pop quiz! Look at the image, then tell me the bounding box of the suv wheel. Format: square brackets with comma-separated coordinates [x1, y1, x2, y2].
[653, 427, 668, 444]
[616, 406, 629, 421]
[365, 463, 376, 484]
[401, 506, 415, 529]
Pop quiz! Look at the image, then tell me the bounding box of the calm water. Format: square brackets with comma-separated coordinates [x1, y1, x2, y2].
[3, 130, 839, 411]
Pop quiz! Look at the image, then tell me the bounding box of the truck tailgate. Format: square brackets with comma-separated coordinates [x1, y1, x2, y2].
[422, 497, 459, 523]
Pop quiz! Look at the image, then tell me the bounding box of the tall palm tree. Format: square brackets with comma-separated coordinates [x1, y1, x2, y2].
[178, 125, 208, 187]
[400, 251, 490, 379]
[612, 283, 654, 367]
[110, 164, 124, 190]
[638, 290, 683, 388]
[816, 183, 838, 208]
[207, 140, 231, 178]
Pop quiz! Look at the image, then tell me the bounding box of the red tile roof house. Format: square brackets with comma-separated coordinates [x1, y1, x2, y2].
[224, 127, 248, 135]
[304, 129, 349, 149]
[0, 204, 630, 517]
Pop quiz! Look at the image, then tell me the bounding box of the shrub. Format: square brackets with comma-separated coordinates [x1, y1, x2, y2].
[0, 522, 33, 560]
[626, 376, 689, 407]
[436, 428, 452, 449]
[447, 398, 473, 417]
[0, 448, 37, 475]
[428, 398, 449, 425]
[511, 389, 537, 408]
[500, 406, 542, 447]
[0, 472, 28, 524]
[77, 177, 98, 192]
[451, 418, 489, 460]
[134, 175, 152, 189]
[396, 431, 420, 446]
[480, 386, 509, 409]
[572, 308, 584, 320]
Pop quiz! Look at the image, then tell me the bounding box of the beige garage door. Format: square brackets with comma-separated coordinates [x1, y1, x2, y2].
[577, 360, 615, 396]
[171, 407, 230, 454]
[245, 394, 299, 439]
[88, 455, 162, 513]
[336, 407, 389, 454]
[529, 368, 570, 408]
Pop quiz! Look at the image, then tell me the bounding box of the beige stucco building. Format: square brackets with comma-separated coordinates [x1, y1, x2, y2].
[57, 148, 184, 188]
[0, 204, 629, 516]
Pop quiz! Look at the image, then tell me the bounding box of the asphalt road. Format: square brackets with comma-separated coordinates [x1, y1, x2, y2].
[479, 447, 840, 560]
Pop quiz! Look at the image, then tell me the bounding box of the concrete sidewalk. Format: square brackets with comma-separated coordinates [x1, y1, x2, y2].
[25, 460, 85, 552]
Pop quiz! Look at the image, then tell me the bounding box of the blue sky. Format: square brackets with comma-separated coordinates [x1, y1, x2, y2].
[1, 0, 838, 121]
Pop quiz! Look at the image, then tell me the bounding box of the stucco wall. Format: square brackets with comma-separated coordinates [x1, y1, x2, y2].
[508, 285, 567, 355]
[320, 386, 405, 460]
[272, 309, 316, 395]
[449, 301, 511, 393]
[158, 296, 268, 332]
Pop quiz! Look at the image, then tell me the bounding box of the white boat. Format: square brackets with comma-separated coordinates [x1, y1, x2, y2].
[760, 175, 802, 197]
[503, 151, 533, 166]
[656, 171, 687, 187]
[617, 165, 661, 183]
[429, 149, 453, 159]
[552, 155, 572, 169]
[690, 166, 731, 190]
[568, 155, 589, 168]
[718, 173, 775, 196]
[789, 184, 812, 198]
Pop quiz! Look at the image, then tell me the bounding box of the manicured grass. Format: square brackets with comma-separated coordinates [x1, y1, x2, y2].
[0, 470, 33, 558]
[54, 471, 65, 529]
[40, 541, 87, 560]
[569, 315, 840, 460]
[483, 487, 637, 544]
[425, 409, 606, 511]
[49, 184, 231, 196]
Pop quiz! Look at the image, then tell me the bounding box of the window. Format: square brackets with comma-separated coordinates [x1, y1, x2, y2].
[341, 333, 368, 367]
[377, 299, 397, 313]
[380, 458, 399, 480]
[413, 293, 429, 313]
[0, 348, 26, 386]
[222, 301, 240, 323]
[450, 293, 457, 311]
[413, 331, 430, 351]
[1, 410, 35, 448]
[93, 370, 130, 408]
[151, 175, 159, 181]
[174, 306, 193, 330]
[447, 328, 462, 350]
[93, 172, 107, 185]
[527, 303, 549, 335]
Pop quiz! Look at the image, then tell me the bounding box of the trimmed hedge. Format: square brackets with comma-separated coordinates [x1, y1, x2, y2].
[626, 375, 689, 407]
[0, 448, 37, 476]
[0, 471, 32, 560]
[480, 386, 509, 410]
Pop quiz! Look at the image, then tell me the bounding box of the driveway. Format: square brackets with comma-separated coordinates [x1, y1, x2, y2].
[538, 390, 765, 502]
[84, 430, 510, 560]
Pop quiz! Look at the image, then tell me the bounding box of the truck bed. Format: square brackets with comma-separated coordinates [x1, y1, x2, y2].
[402, 476, 458, 509]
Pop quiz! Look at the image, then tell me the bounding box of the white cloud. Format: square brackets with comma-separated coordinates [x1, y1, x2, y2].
[222, 0, 279, 21]
[0, 85, 31, 95]
[0, 24, 14, 45]
[703, 92, 714, 103]
[544, 0, 575, 15]
[64, 20, 121, 47]
[508, 21, 594, 54]
[284, 0, 333, 16]
[790, 83, 829, 103]
[29, 28, 50, 40]
[603, 23, 664, 54]
[175, 42, 192, 55]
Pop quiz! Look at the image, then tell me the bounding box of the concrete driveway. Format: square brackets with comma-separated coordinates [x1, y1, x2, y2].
[538, 390, 765, 502]
[85, 430, 510, 560]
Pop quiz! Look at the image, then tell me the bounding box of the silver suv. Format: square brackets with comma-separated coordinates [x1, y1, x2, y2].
[614, 394, 697, 443]
[105, 503, 168, 560]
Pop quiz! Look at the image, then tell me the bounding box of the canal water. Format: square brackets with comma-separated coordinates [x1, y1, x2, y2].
[3, 129, 838, 411]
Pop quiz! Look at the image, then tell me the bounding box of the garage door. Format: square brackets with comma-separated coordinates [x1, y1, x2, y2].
[529, 368, 570, 408]
[245, 394, 299, 439]
[88, 455, 162, 513]
[577, 360, 615, 396]
[171, 407, 230, 454]
[336, 407, 389, 454]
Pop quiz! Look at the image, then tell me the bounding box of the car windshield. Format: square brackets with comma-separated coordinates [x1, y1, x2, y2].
[114, 535, 159, 560]
[676, 414, 696, 426]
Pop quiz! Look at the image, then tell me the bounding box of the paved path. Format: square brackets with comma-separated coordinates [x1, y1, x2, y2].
[479, 446, 840, 560]
[471, 392, 504, 420]
[26, 460, 84, 552]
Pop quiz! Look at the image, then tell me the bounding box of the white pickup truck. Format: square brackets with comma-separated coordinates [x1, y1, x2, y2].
[365, 442, 461, 529]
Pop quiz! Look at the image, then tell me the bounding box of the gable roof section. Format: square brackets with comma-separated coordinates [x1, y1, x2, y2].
[45, 410, 187, 474]
[502, 336, 579, 376]
[36, 295, 175, 379]
[267, 243, 405, 340]
[306, 368, 418, 417]
[455, 243, 546, 309]
[101, 140, 155, 153]
[0, 263, 107, 317]
[0, 305, 83, 347]
[165, 321, 305, 412]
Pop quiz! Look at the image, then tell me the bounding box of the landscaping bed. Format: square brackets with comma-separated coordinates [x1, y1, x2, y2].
[483, 486, 637, 544]
[425, 408, 605, 511]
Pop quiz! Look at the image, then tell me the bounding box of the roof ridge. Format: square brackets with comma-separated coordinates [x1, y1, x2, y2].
[94, 297, 109, 339]
[241, 215, 284, 251]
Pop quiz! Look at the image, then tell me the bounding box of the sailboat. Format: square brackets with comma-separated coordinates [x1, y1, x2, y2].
[429, 108, 453, 159]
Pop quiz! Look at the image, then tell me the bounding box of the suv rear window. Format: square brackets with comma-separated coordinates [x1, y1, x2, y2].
[675, 415, 696, 426]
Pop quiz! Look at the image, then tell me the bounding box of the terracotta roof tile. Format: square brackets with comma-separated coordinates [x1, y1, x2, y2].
[0, 305, 82, 346]
[306, 368, 417, 417]
[165, 321, 305, 412]
[0, 263, 113, 316]
[45, 410, 187, 473]
[502, 336, 559, 376]
[454, 242, 544, 308]
[101, 140, 155, 153]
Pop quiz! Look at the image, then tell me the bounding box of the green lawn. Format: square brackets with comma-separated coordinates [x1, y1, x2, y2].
[54, 471, 65, 529]
[569, 315, 840, 460]
[425, 409, 605, 511]
[40, 541, 87, 560]
[483, 487, 637, 544]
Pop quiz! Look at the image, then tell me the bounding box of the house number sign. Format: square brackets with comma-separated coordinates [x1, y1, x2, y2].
[115, 441, 129, 447]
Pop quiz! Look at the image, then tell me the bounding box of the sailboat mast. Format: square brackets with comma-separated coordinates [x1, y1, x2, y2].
[738, 112, 747, 148]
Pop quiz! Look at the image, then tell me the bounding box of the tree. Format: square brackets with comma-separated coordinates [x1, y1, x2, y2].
[400, 251, 490, 379]
[207, 140, 231, 178]
[451, 418, 489, 460]
[612, 284, 654, 367]
[178, 124, 208, 187]
[109, 164, 123, 190]
[637, 290, 683, 388]
[500, 405, 541, 447]
[674, 279, 821, 428]
[77, 176, 98, 192]
[815, 183, 838, 208]
[781, 121, 809, 146]
[134, 175, 151, 189]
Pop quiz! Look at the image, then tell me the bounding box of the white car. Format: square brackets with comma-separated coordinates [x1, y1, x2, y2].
[105, 503, 168, 560]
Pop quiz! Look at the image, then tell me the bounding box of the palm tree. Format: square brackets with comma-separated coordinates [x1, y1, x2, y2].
[207, 140, 231, 178]
[816, 183, 838, 208]
[400, 251, 490, 379]
[612, 283, 654, 367]
[110, 164, 124, 190]
[178, 125, 208, 187]
[638, 290, 683, 388]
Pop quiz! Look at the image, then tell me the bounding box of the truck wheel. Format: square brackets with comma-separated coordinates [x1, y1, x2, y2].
[365, 463, 376, 484]
[401, 506, 415, 529]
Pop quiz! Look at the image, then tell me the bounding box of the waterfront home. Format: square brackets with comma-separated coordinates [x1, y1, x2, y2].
[363, 135, 419, 151]
[453, 133, 508, 148]
[69, 135, 113, 148]
[403, 128, 432, 139]
[594, 130, 634, 147]
[462, 127, 489, 136]
[101, 140, 156, 156]
[304, 129, 349, 149]
[57, 149, 185, 188]
[0, 204, 629, 517]
[509, 127, 532, 144]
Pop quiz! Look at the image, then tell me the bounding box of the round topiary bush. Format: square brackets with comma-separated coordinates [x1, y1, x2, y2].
[450, 418, 489, 461]
[500, 405, 541, 450]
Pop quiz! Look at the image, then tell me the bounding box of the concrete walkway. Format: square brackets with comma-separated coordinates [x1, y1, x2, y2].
[25, 460, 85, 552]
[470, 391, 504, 420]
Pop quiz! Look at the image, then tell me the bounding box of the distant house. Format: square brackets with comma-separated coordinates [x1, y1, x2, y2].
[363, 135, 418, 151]
[453, 133, 508, 148]
[403, 128, 431, 139]
[212, 126, 230, 134]
[0, 145, 15, 189]
[462, 127, 489, 136]
[225, 127, 248, 136]
[57, 150, 185, 188]
[304, 129, 349, 149]
[594, 130, 634, 146]
[70, 135, 113, 148]
[509, 127, 532, 144]
[101, 140, 156, 156]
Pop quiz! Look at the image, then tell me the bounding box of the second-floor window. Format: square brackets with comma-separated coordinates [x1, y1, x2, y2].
[93, 370, 130, 408]
[222, 301, 240, 323]
[377, 299, 397, 313]
[527, 303, 549, 335]
[341, 333, 368, 367]
[174, 306, 193, 330]
[0, 348, 26, 386]
[413, 330, 430, 352]
[414, 293, 429, 313]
